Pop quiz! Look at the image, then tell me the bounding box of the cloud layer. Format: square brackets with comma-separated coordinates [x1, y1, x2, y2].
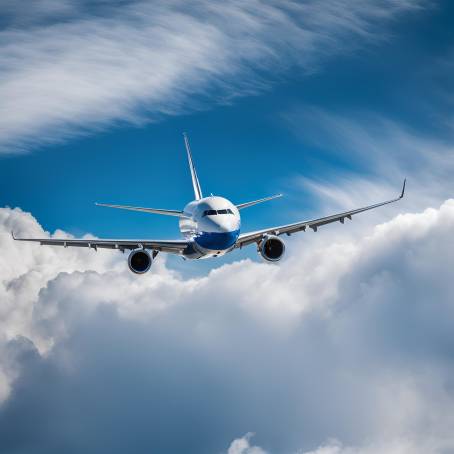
[1, 198, 454, 453]
[0, 0, 426, 152]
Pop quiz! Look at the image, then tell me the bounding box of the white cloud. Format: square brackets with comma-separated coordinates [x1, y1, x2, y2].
[2, 197, 454, 452]
[227, 433, 268, 454]
[0, 0, 427, 152]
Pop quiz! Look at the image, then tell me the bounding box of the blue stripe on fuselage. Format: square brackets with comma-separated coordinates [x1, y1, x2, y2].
[195, 229, 240, 250]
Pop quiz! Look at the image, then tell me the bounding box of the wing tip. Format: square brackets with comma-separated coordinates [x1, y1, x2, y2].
[400, 178, 406, 199]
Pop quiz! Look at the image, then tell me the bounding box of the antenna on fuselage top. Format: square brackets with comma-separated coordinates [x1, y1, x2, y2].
[183, 132, 203, 201]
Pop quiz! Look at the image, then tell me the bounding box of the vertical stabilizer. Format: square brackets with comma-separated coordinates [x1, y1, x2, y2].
[183, 133, 203, 200]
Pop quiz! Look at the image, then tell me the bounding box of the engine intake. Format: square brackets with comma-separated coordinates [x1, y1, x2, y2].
[128, 249, 152, 274]
[259, 235, 285, 262]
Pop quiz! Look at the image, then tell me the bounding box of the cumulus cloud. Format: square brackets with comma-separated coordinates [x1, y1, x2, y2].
[1, 198, 454, 453]
[227, 433, 268, 454]
[0, 0, 427, 152]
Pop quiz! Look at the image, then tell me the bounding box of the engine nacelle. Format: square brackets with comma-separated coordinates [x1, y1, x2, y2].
[259, 235, 285, 262]
[128, 249, 153, 274]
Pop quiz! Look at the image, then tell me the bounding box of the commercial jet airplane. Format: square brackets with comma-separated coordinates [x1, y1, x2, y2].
[13, 134, 406, 274]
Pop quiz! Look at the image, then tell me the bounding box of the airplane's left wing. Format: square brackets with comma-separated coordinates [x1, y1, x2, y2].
[236, 180, 406, 248]
[11, 234, 188, 254]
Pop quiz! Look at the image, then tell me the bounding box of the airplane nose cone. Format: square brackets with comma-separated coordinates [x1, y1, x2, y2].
[214, 220, 234, 232]
[200, 215, 239, 233]
[218, 215, 240, 231]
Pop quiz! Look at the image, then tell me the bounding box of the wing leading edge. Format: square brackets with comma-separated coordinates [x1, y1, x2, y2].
[11, 233, 188, 254]
[236, 179, 406, 248]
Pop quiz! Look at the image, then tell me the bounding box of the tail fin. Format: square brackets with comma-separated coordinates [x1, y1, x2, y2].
[183, 133, 203, 200]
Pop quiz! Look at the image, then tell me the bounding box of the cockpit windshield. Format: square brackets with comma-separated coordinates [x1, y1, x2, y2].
[202, 209, 234, 217]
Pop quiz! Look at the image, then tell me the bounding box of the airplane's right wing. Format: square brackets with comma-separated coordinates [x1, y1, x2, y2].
[236, 180, 406, 248]
[12, 234, 188, 254]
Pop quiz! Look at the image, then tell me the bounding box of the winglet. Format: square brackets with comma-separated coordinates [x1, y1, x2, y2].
[11, 230, 16, 240]
[400, 178, 406, 199]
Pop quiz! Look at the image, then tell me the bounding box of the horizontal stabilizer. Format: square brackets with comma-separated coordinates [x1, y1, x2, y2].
[95, 203, 184, 217]
[236, 194, 283, 210]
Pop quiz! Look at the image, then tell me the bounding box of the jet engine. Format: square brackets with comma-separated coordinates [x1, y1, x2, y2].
[128, 249, 153, 274]
[259, 235, 285, 262]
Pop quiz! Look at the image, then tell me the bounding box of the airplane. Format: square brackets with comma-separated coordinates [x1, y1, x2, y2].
[12, 134, 406, 274]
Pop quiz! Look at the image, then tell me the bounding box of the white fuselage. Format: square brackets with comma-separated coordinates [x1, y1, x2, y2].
[179, 196, 241, 259]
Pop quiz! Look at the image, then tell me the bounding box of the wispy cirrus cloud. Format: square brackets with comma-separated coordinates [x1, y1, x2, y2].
[282, 106, 454, 218]
[0, 0, 427, 153]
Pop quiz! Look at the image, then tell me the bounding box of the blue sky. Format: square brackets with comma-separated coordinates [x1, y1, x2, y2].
[2, 0, 452, 250]
[3, 2, 454, 454]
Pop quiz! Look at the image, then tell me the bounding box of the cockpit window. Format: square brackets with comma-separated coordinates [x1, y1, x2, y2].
[202, 209, 234, 217]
